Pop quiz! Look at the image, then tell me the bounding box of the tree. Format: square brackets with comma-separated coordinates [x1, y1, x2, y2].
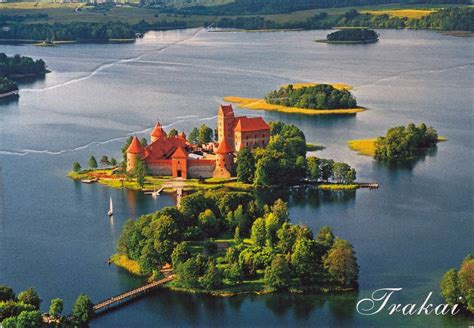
[199, 261, 223, 290]
[307, 157, 319, 180]
[110, 157, 117, 166]
[265, 213, 281, 247]
[140, 138, 148, 147]
[264, 255, 291, 290]
[100, 155, 110, 167]
[440, 269, 460, 305]
[251, 218, 266, 247]
[16, 310, 42, 328]
[458, 255, 474, 313]
[72, 161, 81, 173]
[171, 241, 191, 268]
[271, 199, 289, 223]
[224, 262, 243, 285]
[318, 159, 334, 182]
[198, 209, 219, 237]
[168, 128, 178, 138]
[315, 226, 335, 255]
[72, 294, 94, 327]
[175, 254, 207, 288]
[0, 285, 15, 302]
[291, 237, 319, 283]
[49, 298, 64, 318]
[88, 156, 97, 169]
[332, 162, 356, 184]
[277, 223, 299, 254]
[236, 148, 255, 183]
[134, 157, 147, 189]
[323, 238, 359, 287]
[198, 124, 213, 144]
[188, 127, 199, 144]
[18, 288, 41, 309]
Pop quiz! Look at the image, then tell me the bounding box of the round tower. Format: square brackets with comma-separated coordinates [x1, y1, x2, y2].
[126, 136, 145, 173]
[151, 121, 166, 143]
[213, 138, 234, 178]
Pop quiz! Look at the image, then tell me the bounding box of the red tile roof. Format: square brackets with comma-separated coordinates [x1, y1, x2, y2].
[171, 146, 188, 158]
[151, 122, 166, 139]
[146, 136, 187, 160]
[233, 116, 270, 132]
[127, 136, 145, 154]
[216, 138, 232, 154]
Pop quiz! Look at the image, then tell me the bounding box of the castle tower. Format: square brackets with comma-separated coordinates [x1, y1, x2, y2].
[151, 121, 166, 143]
[171, 146, 188, 179]
[126, 136, 145, 172]
[217, 104, 235, 152]
[213, 138, 234, 178]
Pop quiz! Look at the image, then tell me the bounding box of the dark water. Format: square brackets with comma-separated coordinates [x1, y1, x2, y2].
[0, 28, 472, 327]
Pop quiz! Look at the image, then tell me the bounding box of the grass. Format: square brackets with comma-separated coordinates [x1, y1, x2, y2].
[306, 143, 325, 151]
[111, 254, 144, 276]
[347, 138, 377, 157]
[348, 136, 448, 157]
[361, 9, 435, 19]
[279, 82, 352, 90]
[223, 96, 365, 115]
[318, 184, 359, 190]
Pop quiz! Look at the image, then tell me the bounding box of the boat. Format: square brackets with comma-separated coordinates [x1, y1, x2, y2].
[107, 196, 113, 216]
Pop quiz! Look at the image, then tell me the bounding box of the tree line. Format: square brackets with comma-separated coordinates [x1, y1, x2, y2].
[0, 285, 94, 327]
[0, 53, 47, 77]
[236, 121, 357, 187]
[265, 84, 357, 110]
[215, 7, 474, 31]
[326, 28, 379, 42]
[117, 192, 359, 292]
[375, 123, 439, 161]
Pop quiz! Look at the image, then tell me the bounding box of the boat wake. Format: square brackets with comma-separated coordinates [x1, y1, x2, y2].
[0, 114, 218, 157]
[22, 28, 204, 93]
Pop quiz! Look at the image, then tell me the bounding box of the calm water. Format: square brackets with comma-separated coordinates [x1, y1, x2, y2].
[0, 28, 473, 327]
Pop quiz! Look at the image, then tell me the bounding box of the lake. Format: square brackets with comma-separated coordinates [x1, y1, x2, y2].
[0, 28, 472, 327]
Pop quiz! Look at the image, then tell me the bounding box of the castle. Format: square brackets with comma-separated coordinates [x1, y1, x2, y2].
[126, 104, 270, 180]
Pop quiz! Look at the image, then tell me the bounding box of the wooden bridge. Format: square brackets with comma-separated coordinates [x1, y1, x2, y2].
[93, 275, 174, 315]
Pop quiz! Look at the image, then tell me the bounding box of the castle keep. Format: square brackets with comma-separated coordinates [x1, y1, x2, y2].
[126, 104, 270, 180]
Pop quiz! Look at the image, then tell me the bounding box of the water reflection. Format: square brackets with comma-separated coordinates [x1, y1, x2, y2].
[374, 146, 438, 171]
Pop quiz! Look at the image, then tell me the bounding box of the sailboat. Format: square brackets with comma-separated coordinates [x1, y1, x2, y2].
[107, 196, 113, 217]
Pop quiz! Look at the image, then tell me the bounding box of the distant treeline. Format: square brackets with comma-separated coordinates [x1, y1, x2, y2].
[163, 0, 469, 15]
[0, 14, 48, 24]
[0, 53, 47, 77]
[215, 7, 474, 31]
[326, 28, 379, 41]
[0, 20, 186, 42]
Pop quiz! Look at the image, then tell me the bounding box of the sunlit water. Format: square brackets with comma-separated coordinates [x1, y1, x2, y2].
[0, 28, 473, 327]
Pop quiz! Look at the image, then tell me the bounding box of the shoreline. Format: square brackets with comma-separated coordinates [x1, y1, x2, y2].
[315, 38, 379, 44]
[0, 89, 20, 98]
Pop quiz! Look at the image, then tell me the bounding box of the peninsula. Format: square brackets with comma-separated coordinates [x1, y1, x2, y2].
[224, 83, 365, 115]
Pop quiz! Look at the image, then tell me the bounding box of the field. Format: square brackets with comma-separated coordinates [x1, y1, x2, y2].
[0, 3, 465, 27]
[347, 138, 377, 156]
[361, 9, 435, 19]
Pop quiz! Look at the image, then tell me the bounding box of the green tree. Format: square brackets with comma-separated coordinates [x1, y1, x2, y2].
[265, 213, 281, 247]
[188, 127, 199, 144]
[175, 254, 207, 288]
[332, 162, 356, 184]
[16, 310, 42, 328]
[0, 285, 15, 302]
[198, 209, 219, 237]
[440, 268, 460, 305]
[110, 157, 117, 166]
[72, 294, 94, 327]
[199, 261, 223, 290]
[140, 138, 148, 147]
[134, 157, 148, 189]
[323, 238, 359, 287]
[88, 156, 98, 169]
[251, 218, 266, 247]
[315, 226, 335, 255]
[264, 255, 292, 290]
[72, 161, 82, 173]
[100, 155, 110, 167]
[277, 222, 299, 254]
[236, 147, 255, 183]
[198, 124, 213, 144]
[171, 241, 192, 268]
[168, 128, 178, 138]
[291, 237, 319, 283]
[307, 157, 319, 180]
[18, 288, 41, 310]
[224, 262, 243, 285]
[318, 159, 334, 182]
[49, 298, 64, 318]
[458, 256, 474, 313]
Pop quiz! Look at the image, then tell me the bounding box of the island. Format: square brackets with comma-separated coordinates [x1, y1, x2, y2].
[0, 76, 19, 99]
[0, 53, 48, 78]
[440, 255, 474, 314]
[317, 28, 379, 44]
[0, 284, 94, 327]
[69, 104, 372, 192]
[348, 123, 446, 160]
[114, 193, 359, 295]
[224, 83, 365, 115]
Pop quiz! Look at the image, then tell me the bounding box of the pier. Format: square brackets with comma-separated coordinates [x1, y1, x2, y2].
[93, 275, 174, 315]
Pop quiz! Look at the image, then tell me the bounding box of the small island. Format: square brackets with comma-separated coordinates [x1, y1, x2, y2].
[317, 29, 379, 44]
[115, 193, 359, 295]
[440, 254, 474, 314]
[348, 123, 446, 160]
[0, 53, 48, 78]
[0, 76, 19, 99]
[224, 83, 365, 115]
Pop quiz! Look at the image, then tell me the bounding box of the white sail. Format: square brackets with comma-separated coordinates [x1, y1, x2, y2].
[109, 196, 113, 212]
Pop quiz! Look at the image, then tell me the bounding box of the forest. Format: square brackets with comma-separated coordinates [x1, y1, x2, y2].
[265, 84, 357, 110]
[374, 123, 439, 160]
[0, 53, 47, 77]
[0, 76, 18, 95]
[440, 255, 474, 314]
[116, 193, 359, 293]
